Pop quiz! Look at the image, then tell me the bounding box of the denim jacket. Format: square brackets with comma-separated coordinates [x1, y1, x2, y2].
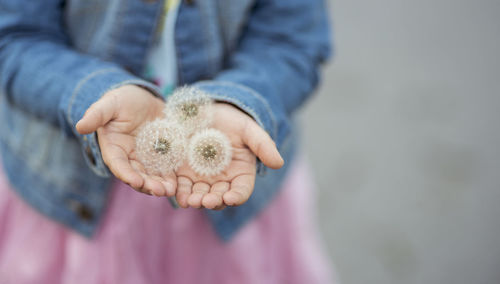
[0, 0, 331, 240]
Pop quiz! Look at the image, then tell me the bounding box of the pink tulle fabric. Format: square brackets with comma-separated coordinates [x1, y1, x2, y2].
[0, 160, 336, 284]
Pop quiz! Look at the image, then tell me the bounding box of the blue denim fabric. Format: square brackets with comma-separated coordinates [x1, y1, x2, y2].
[0, 0, 331, 240]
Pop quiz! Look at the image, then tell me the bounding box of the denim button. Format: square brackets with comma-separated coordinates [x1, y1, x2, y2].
[85, 145, 96, 166]
[185, 0, 194, 4]
[67, 200, 94, 222]
[76, 204, 94, 221]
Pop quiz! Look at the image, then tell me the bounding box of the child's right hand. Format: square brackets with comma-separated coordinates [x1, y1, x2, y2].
[76, 85, 178, 197]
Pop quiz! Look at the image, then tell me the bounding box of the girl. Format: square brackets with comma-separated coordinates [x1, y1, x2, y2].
[0, 0, 336, 283]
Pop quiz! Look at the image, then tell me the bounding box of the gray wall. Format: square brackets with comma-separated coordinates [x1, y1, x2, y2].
[300, 0, 500, 283]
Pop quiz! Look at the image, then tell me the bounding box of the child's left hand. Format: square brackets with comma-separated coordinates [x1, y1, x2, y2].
[174, 103, 284, 210]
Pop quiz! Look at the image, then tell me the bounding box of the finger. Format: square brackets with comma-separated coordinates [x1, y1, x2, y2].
[101, 142, 144, 190]
[136, 172, 163, 196]
[202, 182, 229, 209]
[176, 176, 193, 208]
[161, 172, 178, 197]
[223, 174, 255, 206]
[129, 161, 163, 195]
[76, 95, 117, 134]
[242, 121, 284, 169]
[188, 182, 210, 209]
[148, 175, 169, 197]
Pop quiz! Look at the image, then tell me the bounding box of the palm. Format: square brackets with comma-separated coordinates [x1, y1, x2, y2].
[77, 86, 176, 196]
[98, 123, 178, 195]
[174, 105, 259, 209]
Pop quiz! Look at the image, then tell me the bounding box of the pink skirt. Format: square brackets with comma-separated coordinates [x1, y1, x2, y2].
[0, 159, 336, 284]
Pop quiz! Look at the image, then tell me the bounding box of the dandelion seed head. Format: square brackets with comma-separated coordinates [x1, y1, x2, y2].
[188, 128, 232, 176]
[154, 138, 171, 154]
[199, 144, 217, 160]
[180, 103, 199, 119]
[135, 119, 187, 175]
[164, 86, 214, 135]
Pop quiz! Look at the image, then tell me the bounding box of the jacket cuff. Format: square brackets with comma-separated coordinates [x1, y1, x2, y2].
[64, 68, 162, 177]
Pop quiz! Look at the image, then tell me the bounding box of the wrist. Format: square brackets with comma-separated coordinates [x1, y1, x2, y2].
[214, 101, 254, 121]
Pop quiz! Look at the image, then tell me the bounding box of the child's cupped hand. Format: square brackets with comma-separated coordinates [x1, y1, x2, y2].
[76, 85, 284, 209]
[76, 85, 173, 196]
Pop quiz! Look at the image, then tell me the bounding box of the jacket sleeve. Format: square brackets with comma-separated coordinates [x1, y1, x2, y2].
[194, 0, 332, 149]
[0, 0, 162, 177]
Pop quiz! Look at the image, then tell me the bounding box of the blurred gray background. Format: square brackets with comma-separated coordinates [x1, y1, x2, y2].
[300, 0, 500, 283]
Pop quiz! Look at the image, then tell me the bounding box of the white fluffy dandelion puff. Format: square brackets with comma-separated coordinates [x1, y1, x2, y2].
[135, 119, 187, 175]
[164, 86, 214, 135]
[188, 128, 232, 176]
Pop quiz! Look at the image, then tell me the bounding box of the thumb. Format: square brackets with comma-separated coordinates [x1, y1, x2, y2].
[76, 95, 116, 135]
[242, 121, 284, 170]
